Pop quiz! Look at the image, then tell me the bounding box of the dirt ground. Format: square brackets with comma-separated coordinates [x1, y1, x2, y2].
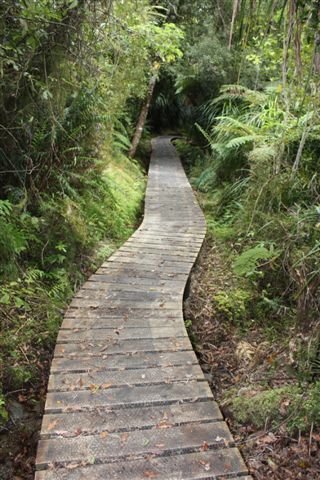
[185, 238, 320, 480]
[0, 358, 49, 479]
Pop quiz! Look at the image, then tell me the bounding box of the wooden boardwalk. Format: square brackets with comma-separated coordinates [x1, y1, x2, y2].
[35, 137, 251, 479]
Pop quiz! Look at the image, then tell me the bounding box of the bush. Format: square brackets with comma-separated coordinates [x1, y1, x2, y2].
[213, 288, 252, 327]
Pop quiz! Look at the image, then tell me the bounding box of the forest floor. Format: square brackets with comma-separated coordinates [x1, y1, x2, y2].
[185, 237, 320, 480]
[0, 367, 47, 479]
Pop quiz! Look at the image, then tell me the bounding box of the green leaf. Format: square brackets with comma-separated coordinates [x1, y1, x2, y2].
[0, 292, 10, 305]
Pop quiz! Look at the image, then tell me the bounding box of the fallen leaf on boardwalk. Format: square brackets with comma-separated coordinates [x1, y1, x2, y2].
[201, 441, 209, 451]
[102, 383, 112, 389]
[120, 432, 129, 444]
[143, 470, 158, 478]
[74, 428, 82, 436]
[47, 420, 58, 430]
[79, 378, 83, 387]
[155, 443, 165, 448]
[57, 430, 71, 437]
[100, 431, 108, 438]
[199, 460, 211, 471]
[66, 463, 81, 470]
[89, 384, 100, 393]
[156, 420, 173, 429]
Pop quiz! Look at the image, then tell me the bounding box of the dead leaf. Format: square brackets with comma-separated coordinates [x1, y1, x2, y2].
[267, 458, 278, 471]
[66, 463, 81, 470]
[156, 420, 173, 429]
[258, 433, 277, 445]
[120, 432, 129, 444]
[47, 420, 58, 430]
[89, 384, 100, 393]
[100, 431, 109, 438]
[199, 460, 211, 471]
[102, 383, 112, 389]
[143, 471, 158, 478]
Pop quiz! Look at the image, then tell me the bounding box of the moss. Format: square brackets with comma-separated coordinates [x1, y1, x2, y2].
[213, 288, 253, 327]
[228, 382, 320, 433]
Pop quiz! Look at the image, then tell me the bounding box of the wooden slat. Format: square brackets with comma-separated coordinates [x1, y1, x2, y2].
[35, 448, 248, 480]
[57, 326, 187, 342]
[40, 401, 222, 438]
[61, 316, 184, 329]
[37, 421, 233, 468]
[45, 381, 213, 413]
[64, 307, 183, 319]
[51, 350, 199, 373]
[54, 337, 192, 357]
[48, 364, 204, 391]
[35, 136, 249, 479]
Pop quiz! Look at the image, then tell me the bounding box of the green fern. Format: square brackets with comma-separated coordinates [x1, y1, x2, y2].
[233, 244, 278, 277]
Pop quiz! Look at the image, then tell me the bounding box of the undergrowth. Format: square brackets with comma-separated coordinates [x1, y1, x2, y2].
[176, 131, 320, 435]
[0, 148, 145, 420]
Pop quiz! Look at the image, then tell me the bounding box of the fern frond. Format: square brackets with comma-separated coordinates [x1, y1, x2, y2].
[248, 145, 277, 162]
[226, 135, 261, 150]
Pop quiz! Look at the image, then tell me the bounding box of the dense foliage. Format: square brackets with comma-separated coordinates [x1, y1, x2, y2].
[158, 0, 320, 436]
[0, 0, 183, 420]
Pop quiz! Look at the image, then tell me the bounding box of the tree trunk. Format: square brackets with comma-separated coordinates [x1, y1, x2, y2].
[228, 0, 240, 50]
[129, 74, 157, 158]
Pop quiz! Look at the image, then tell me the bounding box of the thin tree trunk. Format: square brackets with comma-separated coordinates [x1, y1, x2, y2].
[292, 0, 303, 78]
[129, 74, 157, 158]
[292, 121, 310, 173]
[282, 0, 294, 113]
[314, 32, 320, 75]
[229, 0, 240, 50]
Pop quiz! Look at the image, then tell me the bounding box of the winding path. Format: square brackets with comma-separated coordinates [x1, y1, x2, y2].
[35, 137, 251, 479]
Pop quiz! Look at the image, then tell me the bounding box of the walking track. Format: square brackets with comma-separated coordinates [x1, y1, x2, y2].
[35, 137, 251, 479]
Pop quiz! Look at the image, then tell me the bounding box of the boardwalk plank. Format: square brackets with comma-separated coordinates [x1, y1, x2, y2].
[51, 350, 199, 373]
[45, 381, 213, 413]
[37, 422, 233, 468]
[35, 449, 247, 480]
[40, 401, 222, 438]
[61, 316, 184, 329]
[54, 337, 192, 357]
[57, 326, 187, 342]
[35, 137, 249, 479]
[48, 364, 204, 391]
